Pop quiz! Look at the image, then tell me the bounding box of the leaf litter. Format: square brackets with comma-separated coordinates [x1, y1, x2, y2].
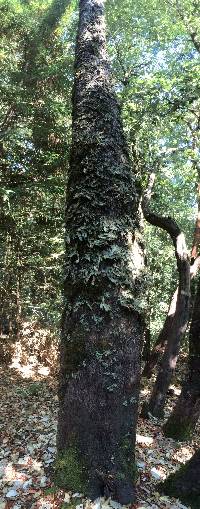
[0, 357, 199, 509]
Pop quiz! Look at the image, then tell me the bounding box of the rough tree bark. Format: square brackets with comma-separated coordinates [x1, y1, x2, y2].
[142, 288, 178, 378]
[160, 448, 200, 509]
[56, 0, 144, 503]
[141, 173, 190, 418]
[163, 272, 200, 439]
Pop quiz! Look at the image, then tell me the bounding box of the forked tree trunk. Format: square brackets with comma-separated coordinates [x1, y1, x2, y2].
[56, 0, 144, 503]
[160, 449, 200, 509]
[142, 250, 190, 418]
[141, 174, 190, 418]
[142, 256, 200, 380]
[143, 154, 200, 380]
[163, 274, 200, 439]
[143, 178, 200, 417]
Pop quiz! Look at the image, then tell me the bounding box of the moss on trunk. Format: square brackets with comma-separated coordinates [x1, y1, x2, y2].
[57, 0, 144, 503]
[54, 446, 88, 493]
[159, 449, 200, 509]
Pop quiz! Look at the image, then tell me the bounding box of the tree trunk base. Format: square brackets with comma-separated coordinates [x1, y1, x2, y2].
[54, 449, 137, 504]
[140, 400, 164, 419]
[159, 449, 200, 509]
[163, 416, 194, 441]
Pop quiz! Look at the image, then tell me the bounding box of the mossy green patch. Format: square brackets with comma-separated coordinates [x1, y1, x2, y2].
[54, 446, 88, 492]
[44, 486, 58, 496]
[159, 464, 200, 509]
[163, 418, 193, 441]
[118, 435, 138, 481]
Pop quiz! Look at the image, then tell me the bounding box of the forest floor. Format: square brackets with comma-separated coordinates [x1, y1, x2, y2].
[0, 353, 199, 509]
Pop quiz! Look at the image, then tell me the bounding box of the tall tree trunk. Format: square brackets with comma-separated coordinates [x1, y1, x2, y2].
[160, 448, 200, 509]
[163, 274, 200, 439]
[56, 0, 144, 503]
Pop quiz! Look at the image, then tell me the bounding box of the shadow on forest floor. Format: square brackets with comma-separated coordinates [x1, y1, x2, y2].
[0, 355, 199, 508]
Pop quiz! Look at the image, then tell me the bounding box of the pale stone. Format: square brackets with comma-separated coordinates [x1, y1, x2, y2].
[150, 468, 162, 480]
[6, 489, 18, 498]
[64, 493, 71, 503]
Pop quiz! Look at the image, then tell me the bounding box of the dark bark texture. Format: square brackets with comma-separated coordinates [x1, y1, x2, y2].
[160, 449, 200, 509]
[164, 275, 200, 439]
[142, 288, 178, 378]
[142, 325, 151, 362]
[141, 174, 190, 418]
[142, 241, 190, 418]
[143, 179, 200, 380]
[56, 0, 144, 503]
[142, 256, 200, 380]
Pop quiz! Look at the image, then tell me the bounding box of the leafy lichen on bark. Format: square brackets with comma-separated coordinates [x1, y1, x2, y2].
[57, 0, 144, 502]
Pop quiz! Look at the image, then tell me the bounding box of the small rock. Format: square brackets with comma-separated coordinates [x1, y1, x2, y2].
[136, 434, 154, 445]
[110, 501, 122, 509]
[6, 489, 18, 498]
[33, 492, 41, 498]
[72, 493, 83, 498]
[76, 505, 83, 509]
[17, 456, 30, 465]
[39, 503, 53, 509]
[27, 445, 34, 454]
[150, 467, 162, 480]
[64, 493, 71, 503]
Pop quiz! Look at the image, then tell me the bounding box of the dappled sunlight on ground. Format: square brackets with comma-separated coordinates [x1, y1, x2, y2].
[10, 358, 51, 379]
[0, 356, 199, 508]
